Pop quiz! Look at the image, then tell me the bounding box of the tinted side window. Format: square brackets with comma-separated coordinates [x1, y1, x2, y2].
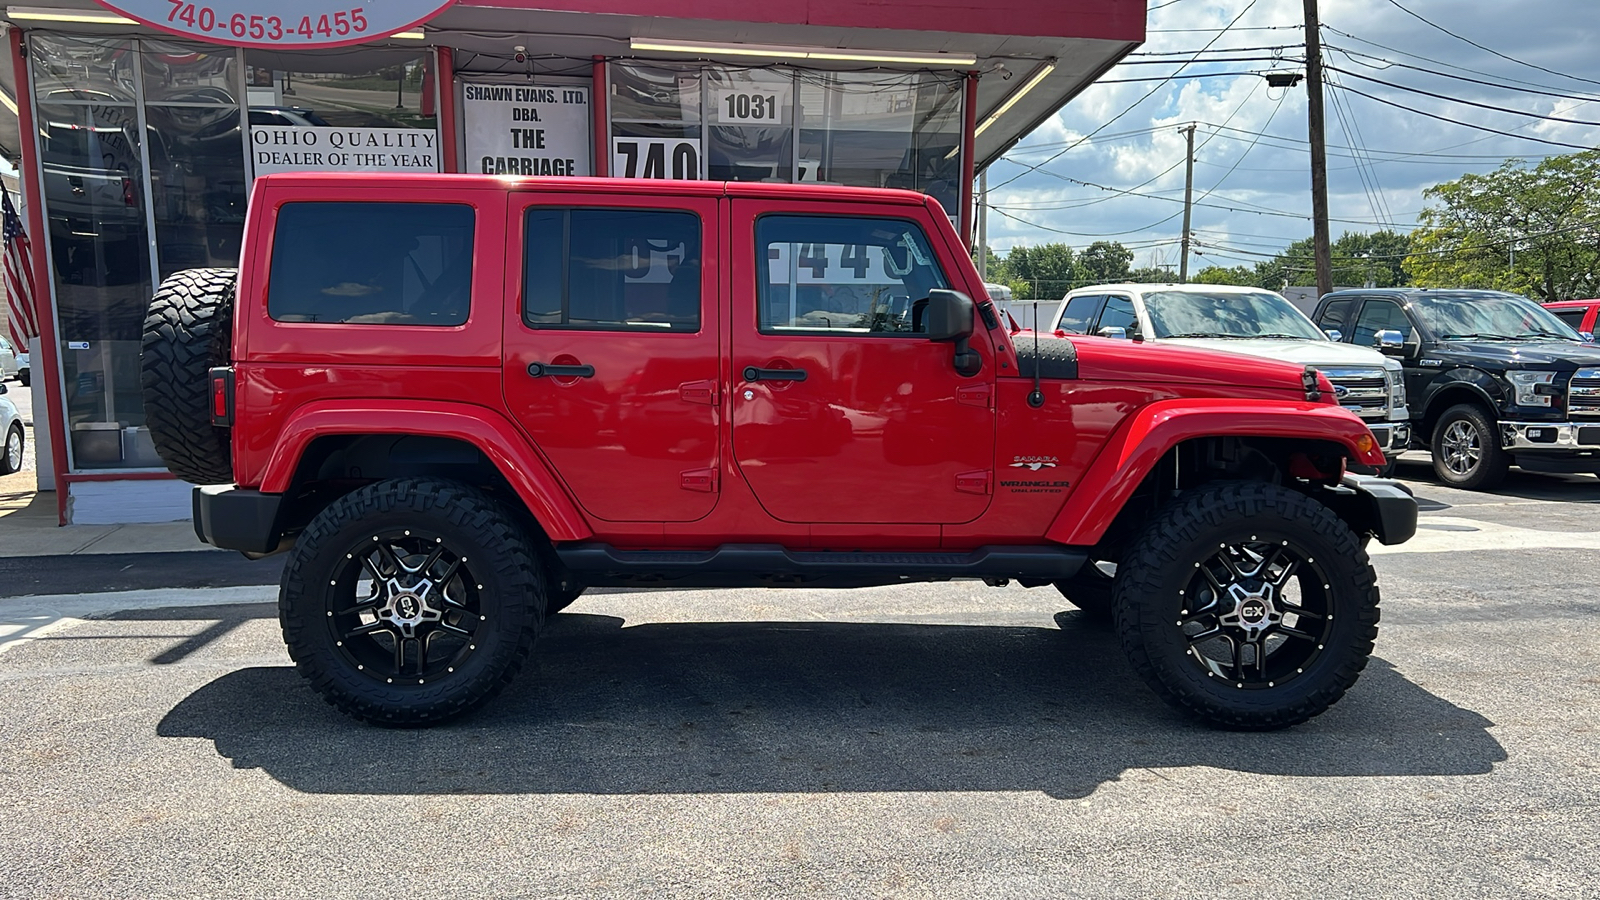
[1056, 294, 1102, 334]
[1351, 299, 1414, 348]
[756, 215, 948, 334]
[1316, 298, 1352, 334]
[1552, 309, 1587, 329]
[268, 202, 474, 326]
[524, 208, 701, 332]
[1096, 295, 1138, 333]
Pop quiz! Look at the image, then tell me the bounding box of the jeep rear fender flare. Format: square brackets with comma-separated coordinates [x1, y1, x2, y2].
[1045, 398, 1383, 547]
[259, 400, 592, 542]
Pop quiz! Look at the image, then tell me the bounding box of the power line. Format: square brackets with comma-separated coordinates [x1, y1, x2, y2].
[1326, 64, 1600, 128]
[990, 0, 1261, 191]
[1327, 44, 1600, 104]
[1380, 0, 1600, 90]
[1322, 25, 1600, 101]
[1330, 82, 1598, 150]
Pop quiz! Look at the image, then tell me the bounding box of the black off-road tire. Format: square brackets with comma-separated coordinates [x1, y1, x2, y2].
[280, 478, 547, 727]
[140, 267, 236, 484]
[1054, 561, 1116, 622]
[1114, 480, 1381, 731]
[1430, 403, 1509, 491]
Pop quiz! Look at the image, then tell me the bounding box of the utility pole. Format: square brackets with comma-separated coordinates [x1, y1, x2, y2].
[977, 169, 988, 280]
[1304, 0, 1332, 299]
[1179, 123, 1195, 282]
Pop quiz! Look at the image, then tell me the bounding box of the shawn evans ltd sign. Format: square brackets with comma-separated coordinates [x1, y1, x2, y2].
[93, 0, 455, 48]
[252, 127, 438, 175]
[462, 83, 591, 177]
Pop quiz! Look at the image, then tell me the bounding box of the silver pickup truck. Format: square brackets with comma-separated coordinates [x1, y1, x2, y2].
[1048, 283, 1410, 472]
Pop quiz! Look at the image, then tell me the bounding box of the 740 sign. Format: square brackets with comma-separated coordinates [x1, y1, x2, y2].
[94, 0, 455, 47]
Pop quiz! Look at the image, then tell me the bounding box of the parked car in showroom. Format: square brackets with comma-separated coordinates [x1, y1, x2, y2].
[1315, 288, 1600, 490]
[1045, 283, 1410, 474]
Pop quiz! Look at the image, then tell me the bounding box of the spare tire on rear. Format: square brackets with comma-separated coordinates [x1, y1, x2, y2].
[140, 267, 237, 484]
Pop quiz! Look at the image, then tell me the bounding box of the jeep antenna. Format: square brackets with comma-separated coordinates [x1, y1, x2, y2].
[1028, 302, 1045, 408]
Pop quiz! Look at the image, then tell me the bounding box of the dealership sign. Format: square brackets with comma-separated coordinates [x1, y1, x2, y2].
[462, 83, 591, 177]
[93, 0, 454, 48]
[251, 126, 439, 176]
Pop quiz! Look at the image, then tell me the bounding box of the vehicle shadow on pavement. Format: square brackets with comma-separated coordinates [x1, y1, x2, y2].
[157, 612, 1505, 799]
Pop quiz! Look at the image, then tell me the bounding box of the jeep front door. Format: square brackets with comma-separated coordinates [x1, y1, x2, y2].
[503, 193, 721, 523]
[729, 203, 995, 524]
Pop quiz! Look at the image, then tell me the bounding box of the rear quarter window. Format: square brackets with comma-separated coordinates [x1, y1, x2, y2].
[267, 202, 475, 326]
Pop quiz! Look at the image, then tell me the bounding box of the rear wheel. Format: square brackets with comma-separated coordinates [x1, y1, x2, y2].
[1431, 403, 1508, 491]
[16, 369, 27, 387]
[279, 478, 546, 727]
[1114, 481, 1380, 730]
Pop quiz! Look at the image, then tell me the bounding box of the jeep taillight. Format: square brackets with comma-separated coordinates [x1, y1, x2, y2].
[208, 366, 234, 427]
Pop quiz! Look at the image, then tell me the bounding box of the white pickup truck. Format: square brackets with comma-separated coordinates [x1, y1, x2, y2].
[1046, 283, 1410, 472]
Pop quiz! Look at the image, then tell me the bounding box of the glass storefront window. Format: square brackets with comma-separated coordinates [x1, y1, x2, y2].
[609, 62, 964, 213]
[244, 52, 436, 130]
[146, 105, 249, 279]
[31, 34, 138, 104]
[35, 98, 155, 468]
[141, 40, 239, 105]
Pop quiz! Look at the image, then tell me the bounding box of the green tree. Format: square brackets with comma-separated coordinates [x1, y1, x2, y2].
[1405, 150, 1600, 300]
[1075, 240, 1134, 285]
[1192, 265, 1257, 286]
[1006, 243, 1077, 300]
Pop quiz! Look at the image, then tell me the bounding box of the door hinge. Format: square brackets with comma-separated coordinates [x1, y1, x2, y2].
[680, 467, 718, 493]
[956, 383, 992, 409]
[680, 379, 718, 406]
[955, 470, 992, 495]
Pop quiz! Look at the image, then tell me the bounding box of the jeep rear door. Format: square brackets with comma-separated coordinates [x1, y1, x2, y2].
[728, 197, 995, 525]
[503, 189, 722, 523]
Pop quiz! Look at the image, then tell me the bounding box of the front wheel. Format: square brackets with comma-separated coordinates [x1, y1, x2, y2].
[1114, 481, 1380, 730]
[279, 478, 546, 727]
[1431, 404, 1509, 490]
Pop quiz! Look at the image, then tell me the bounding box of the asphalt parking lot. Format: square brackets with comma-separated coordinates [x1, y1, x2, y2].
[1, 456, 1598, 898]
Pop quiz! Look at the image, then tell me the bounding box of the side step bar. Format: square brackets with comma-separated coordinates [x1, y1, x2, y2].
[553, 543, 1087, 589]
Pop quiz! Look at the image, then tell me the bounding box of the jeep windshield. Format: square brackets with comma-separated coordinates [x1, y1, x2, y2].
[1143, 289, 1325, 341]
[1413, 293, 1581, 342]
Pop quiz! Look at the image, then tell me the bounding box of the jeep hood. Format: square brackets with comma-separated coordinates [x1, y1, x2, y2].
[1161, 337, 1388, 369]
[1053, 333, 1313, 392]
[1429, 339, 1600, 369]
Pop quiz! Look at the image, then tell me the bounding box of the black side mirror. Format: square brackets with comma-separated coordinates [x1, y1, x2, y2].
[924, 289, 981, 377]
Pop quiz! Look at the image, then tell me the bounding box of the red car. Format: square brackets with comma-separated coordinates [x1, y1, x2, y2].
[141, 174, 1414, 730]
[1542, 299, 1600, 339]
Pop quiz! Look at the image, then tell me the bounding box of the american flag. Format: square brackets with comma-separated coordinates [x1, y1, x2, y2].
[4, 187, 39, 353]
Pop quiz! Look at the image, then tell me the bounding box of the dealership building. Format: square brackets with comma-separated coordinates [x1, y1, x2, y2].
[0, 0, 1142, 524]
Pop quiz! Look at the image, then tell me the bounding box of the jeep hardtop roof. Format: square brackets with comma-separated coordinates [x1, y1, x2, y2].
[251, 173, 939, 208]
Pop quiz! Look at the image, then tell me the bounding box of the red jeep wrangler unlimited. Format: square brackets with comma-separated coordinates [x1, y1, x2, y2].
[140, 174, 1415, 730]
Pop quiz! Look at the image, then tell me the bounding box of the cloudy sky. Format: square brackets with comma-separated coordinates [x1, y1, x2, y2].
[984, 0, 1600, 277]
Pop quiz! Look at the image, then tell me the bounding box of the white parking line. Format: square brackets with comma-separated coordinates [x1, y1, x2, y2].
[1368, 516, 1600, 555]
[0, 585, 276, 657]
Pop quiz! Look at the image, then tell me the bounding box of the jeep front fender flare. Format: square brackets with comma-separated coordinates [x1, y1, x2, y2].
[259, 399, 592, 542]
[1045, 398, 1384, 547]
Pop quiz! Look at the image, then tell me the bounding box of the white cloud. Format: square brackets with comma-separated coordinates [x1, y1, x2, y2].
[983, 0, 1600, 284]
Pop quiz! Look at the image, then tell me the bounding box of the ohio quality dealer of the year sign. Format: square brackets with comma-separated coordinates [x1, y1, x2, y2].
[93, 0, 454, 48]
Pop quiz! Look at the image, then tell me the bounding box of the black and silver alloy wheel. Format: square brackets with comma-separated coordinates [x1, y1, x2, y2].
[331, 533, 486, 686]
[280, 478, 546, 727]
[1430, 403, 1509, 491]
[1177, 540, 1332, 689]
[1438, 419, 1480, 478]
[1115, 480, 1380, 730]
